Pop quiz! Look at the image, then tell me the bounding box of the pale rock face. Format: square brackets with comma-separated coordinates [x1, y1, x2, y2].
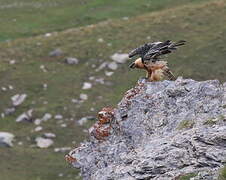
[110, 53, 129, 64]
[68, 78, 226, 180]
[11, 94, 27, 106]
[35, 137, 53, 148]
[0, 132, 15, 147]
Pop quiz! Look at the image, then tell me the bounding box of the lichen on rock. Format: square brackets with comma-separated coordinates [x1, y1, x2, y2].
[66, 78, 226, 180]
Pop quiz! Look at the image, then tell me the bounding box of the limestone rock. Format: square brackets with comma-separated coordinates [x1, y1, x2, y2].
[67, 78, 226, 180]
[35, 137, 53, 148]
[11, 94, 27, 106]
[0, 132, 15, 147]
[65, 57, 79, 65]
[16, 109, 33, 122]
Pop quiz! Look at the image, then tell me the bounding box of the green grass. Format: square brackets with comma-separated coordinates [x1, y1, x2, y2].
[0, 0, 210, 41]
[218, 165, 226, 180]
[178, 173, 197, 180]
[0, 0, 226, 180]
[177, 119, 195, 130]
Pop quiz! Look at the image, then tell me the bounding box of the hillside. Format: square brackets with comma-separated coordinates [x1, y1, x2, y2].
[0, 0, 226, 180]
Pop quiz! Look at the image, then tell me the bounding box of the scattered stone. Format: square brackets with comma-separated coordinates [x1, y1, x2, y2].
[34, 126, 43, 132]
[0, 132, 14, 147]
[44, 133, 56, 138]
[97, 38, 104, 43]
[18, 141, 23, 146]
[34, 119, 42, 125]
[16, 109, 33, 122]
[42, 113, 52, 121]
[1, 113, 5, 118]
[105, 71, 114, 76]
[40, 65, 47, 72]
[90, 107, 95, 111]
[95, 62, 107, 72]
[82, 82, 92, 90]
[89, 76, 95, 81]
[77, 116, 95, 126]
[9, 60, 16, 65]
[110, 53, 129, 64]
[43, 84, 48, 90]
[54, 147, 71, 153]
[107, 43, 112, 47]
[49, 48, 63, 57]
[95, 78, 105, 85]
[4, 108, 15, 115]
[80, 94, 88, 101]
[122, 17, 129, 20]
[55, 114, 63, 120]
[147, 36, 151, 40]
[58, 173, 64, 177]
[1, 87, 7, 91]
[35, 137, 53, 148]
[107, 62, 118, 70]
[64, 57, 79, 65]
[11, 94, 27, 106]
[8, 85, 14, 90]
[60, 123, 67, 128]
[45, 33, 52, 37]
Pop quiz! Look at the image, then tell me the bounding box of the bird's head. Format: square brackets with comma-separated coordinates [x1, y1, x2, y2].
[129, 58, 145, 69]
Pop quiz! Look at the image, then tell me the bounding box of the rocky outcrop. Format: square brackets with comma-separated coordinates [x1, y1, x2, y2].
[66, 78, 226, 180]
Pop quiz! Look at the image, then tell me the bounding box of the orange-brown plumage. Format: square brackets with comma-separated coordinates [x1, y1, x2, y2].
[130, 58, 176, 82]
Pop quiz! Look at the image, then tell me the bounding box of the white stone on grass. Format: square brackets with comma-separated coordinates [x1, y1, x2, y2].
[80, 94, 88, 101]
[54, 147, 71, 153]
[0, 132, 14, 147]
[55, 114, 63, 120]
[34, 119, 42, 125]
[11, 94, 27, 106]
[44, 133, 56, 138]
[82, 82, 92, 90]
[35, 137, 53, 148]
[65, 57, 79, 65]
[16, 109, 33, 122]
[34, 126, 43, 132]
[105, 71, 114, 76]
[42, 113, 52, 121]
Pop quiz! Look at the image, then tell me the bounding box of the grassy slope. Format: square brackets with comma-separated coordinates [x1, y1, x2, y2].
[0, 0, 208, 41]
[0, 0, 226, 180]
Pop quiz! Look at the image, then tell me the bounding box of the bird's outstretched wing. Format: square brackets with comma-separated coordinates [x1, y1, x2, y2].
[129, 40, 186, 63]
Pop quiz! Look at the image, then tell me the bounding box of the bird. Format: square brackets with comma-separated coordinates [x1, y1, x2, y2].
[128, 40, 186, 63]
[128, 40, 185, 81]
[129, 58, 176, 81]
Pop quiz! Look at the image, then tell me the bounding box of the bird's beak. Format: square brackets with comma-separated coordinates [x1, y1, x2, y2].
[129, 62, 136, 69]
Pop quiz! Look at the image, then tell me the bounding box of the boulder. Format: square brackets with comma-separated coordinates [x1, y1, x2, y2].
[0, 132, 15, 147]
[67, 78, 226, 180]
